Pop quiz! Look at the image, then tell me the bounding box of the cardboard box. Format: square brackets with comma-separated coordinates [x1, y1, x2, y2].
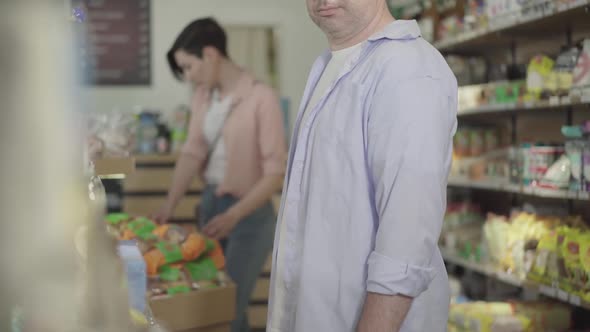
[150, 284, 236, 332]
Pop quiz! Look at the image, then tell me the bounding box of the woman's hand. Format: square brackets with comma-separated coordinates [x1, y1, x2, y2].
[153, 204, 173, 224]
[202, 210, 240, 240]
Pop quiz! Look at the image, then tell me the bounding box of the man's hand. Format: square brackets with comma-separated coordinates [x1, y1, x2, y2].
[202, 210, 241, 240]
[356, 292, 412, 332]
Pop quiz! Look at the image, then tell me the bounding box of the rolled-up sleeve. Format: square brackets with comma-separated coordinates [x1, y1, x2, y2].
[366, 74, 456, 297]
[181, 88, 209, 169]
[256, 87, 287, 176]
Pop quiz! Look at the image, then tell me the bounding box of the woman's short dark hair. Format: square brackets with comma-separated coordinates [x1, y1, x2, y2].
[167, 17, 228, 80]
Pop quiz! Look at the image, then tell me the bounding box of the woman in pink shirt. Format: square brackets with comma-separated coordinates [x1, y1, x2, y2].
[154, 18, 287, 332]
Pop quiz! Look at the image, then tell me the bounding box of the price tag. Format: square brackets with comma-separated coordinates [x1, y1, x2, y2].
[549, 96, 560, 106]
[557, 289, 569, 301]
[570, 295, 581, 306]
[540, 285, 557, 297]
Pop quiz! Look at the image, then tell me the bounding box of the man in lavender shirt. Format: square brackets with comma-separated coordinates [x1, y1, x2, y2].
[267, 0, 458, 331]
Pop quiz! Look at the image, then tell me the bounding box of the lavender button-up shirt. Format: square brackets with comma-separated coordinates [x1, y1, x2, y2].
[268, 20, 458, 332]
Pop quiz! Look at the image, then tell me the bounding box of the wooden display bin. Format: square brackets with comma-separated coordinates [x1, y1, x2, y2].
[150, 283, 236, 332]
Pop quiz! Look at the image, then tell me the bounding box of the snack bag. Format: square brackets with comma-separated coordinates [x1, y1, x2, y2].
[525, 55, 555, 101]
[560, 228, 583, 292]
[124, 217, 157, 241]
[573, 39, 590, 91]
[185, 258, 218, 282]
[579, 233, 590, 302]
[144, 249, 166, 276]
[181, 233, 208, 261]
[105, 213, 131, 237]
[208, 240, 226, 269]
[529, 230, 558, 284]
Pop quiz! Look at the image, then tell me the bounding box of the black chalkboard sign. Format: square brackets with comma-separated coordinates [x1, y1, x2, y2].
[76, 0, 151, 85]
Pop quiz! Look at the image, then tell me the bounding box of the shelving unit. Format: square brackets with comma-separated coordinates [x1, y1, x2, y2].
[447, 176, 588, 200]
[458, 99, 590, 117]
[442, 249, 590, 310]
[435, 0, 590, 54]
[94, 157, 136, 177]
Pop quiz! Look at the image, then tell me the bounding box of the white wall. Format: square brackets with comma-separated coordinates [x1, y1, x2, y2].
[81, 0, 327, 131]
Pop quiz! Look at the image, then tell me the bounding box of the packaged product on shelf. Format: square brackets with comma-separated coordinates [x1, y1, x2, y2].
[463, 0, 487, 31]
[137, 111, 161, 155]
[454, 128, 472, 157]
[448, 300, 572, 332]
[87, 111, 137, 160]
[442, 202, 484, 257]
[565, 139, 584, 191]
[550, 46, 581, 97]
[437, 15, 462, 40]
[559, 228, 590, 294]
[484, 129, 499, 152]
[528, 229, 558, 284]
[584, 141, 590, 192]
[525, 55, 555, 102]
[470, 129, 485, 156]
[572, 39, 590, 96]
[169, 105, 190, 152]
[523, 144, 563, 185]
[483, 212, 558, 277]
[579, 234, 590, 302]
[539, 155, 571, 189]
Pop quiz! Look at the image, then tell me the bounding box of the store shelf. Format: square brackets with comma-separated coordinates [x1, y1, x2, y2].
[94, 157, 136, 177]
[434, 0, 590, 53]
[442, 248, 590, 309]
[458, 98, 590, 117]
[447, 176, 587, 200]
[134, 153, 180, 164]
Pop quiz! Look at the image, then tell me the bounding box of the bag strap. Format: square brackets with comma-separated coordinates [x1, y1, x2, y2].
[203, 80, 261, 168]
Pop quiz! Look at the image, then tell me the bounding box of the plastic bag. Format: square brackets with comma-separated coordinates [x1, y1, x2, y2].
[86, 111, 137, 160]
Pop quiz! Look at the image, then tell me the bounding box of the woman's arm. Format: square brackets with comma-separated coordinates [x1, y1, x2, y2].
[154, 153, 202, 223]
[203, 85, 287, 239]
[154, 88, 209, 223]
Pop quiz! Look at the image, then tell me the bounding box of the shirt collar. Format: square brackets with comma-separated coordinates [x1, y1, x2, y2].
[368, 19, 421, 42]
[316, 19, 421, 63]
[231, 70, 256, 105]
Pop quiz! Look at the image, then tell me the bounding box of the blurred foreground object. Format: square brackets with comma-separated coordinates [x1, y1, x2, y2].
[0, 1, 165, 331]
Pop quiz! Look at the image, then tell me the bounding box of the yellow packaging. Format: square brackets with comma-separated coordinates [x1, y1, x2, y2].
[530, 230, 558, 283]
[560, 228, 583, 293]
[579, 233, 590, 302]
[525, 55, 555, 100]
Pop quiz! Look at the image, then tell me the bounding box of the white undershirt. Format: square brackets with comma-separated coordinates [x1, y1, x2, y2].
[271, 42, 363, 328]
[203, 90, 233, 185]
[301, 43, 362, 126]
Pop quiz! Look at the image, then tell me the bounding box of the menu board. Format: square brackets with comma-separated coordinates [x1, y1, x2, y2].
[77, 0, 151, 85]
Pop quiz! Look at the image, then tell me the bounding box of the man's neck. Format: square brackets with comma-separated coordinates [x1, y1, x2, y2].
[329, 7, 394, 51]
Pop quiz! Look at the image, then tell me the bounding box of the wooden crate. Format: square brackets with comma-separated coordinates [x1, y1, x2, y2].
[123, 168, 203, 192]
[248, 305, 268, 330]
[124, 196, 200, 219]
